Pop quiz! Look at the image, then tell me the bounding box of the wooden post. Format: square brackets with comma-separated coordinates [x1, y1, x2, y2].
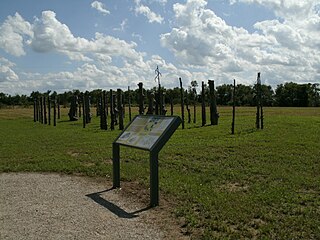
[138, 82, 144, 115]
[128, 86, 132, 121]
[43, 96, 47, 124]
[53, 95, 57, 127]
[110, 89, 115, 130]
[85, 91, 91, 124]
[256, 72, 261, 129]
[40, 96, 43, 124]
[201, 81, 206, 126]
[231, 79, 236, 135]
[117, 89, 124, 130]
[82, 94, 86, 128]
[179, 78, 185, 129]
[48, 95, 51, 125]
[208, 80, 219, 125]
[33, 97, 37, 122]
[100, 92, 107, 130]
[185, 90, 191, 123]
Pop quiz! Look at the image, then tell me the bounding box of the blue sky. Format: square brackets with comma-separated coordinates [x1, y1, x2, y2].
[0, 0, 319, 94]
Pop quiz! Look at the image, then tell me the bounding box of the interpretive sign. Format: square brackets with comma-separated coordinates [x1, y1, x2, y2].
[115, 115, 177, 151]
[113, 115, 181, 206]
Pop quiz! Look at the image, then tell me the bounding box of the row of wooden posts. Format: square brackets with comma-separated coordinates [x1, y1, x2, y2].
[33, 73, 263, 133]
[33, 93, 60, 126]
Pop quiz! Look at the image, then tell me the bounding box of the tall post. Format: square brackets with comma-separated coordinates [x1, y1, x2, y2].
[36, 97, 39, 122]
[138, 82, 144, 115]
[85, 91, 91, 124]
[179, 78, 185, 129]
[117, 89, 124, 130]
[47, 95, 51, 125]
[128, 86, 132, 121]
[208, 80, 219, 125]
[201, 81, 206, 126]
[110, 89, 115, 130]
[43, 96, 47, 124]
[82, 94, 86, 128]
[40, 96, 43, 124]
[256, 72, 261, 129]
[100, 91, 107, 130]
[53, 95, 57, 127]
[231, 79, 236, 135]
[185, 90, 191, 123]
[193, 104, 196, 124]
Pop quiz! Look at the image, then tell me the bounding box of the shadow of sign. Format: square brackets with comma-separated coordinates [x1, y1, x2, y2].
[86, 189, 151, 219]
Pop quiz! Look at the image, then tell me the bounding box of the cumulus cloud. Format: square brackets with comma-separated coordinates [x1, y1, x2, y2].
[91, 1, 110, 15]
[0, 12, 33, 56]
[0, 57, 19, 82]
[134, 0, 164, 24]
[161, 0, 320, 86]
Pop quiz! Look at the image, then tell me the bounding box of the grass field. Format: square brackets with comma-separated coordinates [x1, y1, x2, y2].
[0, 106, 319, 239]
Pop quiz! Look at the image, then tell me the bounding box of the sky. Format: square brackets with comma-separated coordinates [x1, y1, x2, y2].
[0, 0, 319, 95]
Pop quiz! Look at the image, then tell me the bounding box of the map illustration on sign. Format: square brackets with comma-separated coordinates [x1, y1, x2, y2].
[116, 116, 176, 150]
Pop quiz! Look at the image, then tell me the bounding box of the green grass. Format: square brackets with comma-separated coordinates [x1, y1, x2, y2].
[0, 106, 319, 239]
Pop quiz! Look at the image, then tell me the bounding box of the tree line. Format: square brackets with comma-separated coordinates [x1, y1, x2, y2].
[0, 82, 319, 108]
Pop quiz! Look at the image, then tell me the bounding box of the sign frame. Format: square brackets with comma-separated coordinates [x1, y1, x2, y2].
[112, 115, 181, 207]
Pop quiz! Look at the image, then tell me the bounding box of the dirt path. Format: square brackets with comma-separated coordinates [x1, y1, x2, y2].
[0, 173, 188, 240]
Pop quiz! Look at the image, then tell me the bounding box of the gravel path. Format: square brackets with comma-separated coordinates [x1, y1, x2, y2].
[0, 173, 187, 240]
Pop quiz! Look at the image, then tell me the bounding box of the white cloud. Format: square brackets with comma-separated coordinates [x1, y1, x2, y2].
[0, 57, 19, 82]
[134, 1, 164, 24]
[113, 19, 128, 31]
[0, 12, 33, 56]
[160, 0, 320, 86]
[91, 1, 110, 15]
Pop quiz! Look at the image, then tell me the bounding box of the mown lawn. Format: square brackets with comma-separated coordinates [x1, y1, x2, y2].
[0, 106, 319, 239]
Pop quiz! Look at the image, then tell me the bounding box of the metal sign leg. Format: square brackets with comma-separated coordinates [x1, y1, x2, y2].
[150, 152, 159, 207]
[113, 143, 120, 188]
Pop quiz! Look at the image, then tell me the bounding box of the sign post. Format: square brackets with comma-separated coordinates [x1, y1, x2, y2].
[113, 115, 181, 207]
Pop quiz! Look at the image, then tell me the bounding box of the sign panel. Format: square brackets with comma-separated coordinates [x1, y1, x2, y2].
[115, 115, 177, 150]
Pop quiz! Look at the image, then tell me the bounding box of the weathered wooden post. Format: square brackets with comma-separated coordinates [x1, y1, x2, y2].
[82, 93, 86, 128]
[179, 77, 185, 129]
[84, 91, 91, 124]
[53, 95, 57, 127]
[138, 82, 144, 115]
[40, 96, 43, 124]
[147, 91, 155, 115]
[100, 91, 107, 130]
[128, 86, 132, 121]
[256, 72, 262, 129]
[48, 94, 51, 125]
[201, 81, 206, 126]
[208, 80, 219, 125]
[68, 95, 78, 121]
[185, 90, 191, 123]
[36, 97, 40, 122]
[110, 89, 115, 130]
[231, 79, 236, 135]
[117, 89, 124, 130]
[43, 96, 47, 124]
